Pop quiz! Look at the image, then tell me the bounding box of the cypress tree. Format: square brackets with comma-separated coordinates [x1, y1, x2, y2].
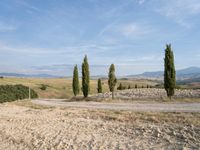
[97, 79, 103, 93]
[72, 65, 80, 96]
[164, 44, 176, 99]
[108, 64, 117, 99]
[135, 84, 138, 89]
[117, 83, 122, 90]
[82, 55, 90, 98]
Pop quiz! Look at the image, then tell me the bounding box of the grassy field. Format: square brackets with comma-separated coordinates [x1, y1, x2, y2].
[0, 77, 158, 99]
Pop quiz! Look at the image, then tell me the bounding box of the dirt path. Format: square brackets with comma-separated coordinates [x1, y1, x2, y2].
[32, 99, 200, 112]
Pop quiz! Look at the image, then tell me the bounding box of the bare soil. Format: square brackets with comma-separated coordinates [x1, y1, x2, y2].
[32, 99, 200, 112]
[0, 102, 200, 150]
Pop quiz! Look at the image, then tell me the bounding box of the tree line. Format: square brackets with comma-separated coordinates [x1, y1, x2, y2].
[72, 44, 176, 99]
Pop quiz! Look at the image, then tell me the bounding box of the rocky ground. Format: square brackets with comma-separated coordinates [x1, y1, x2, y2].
[93, 88, 200, 100]
[0, 102, 200, 150]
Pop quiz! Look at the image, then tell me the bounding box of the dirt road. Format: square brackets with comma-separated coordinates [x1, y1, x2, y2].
[32, 99, 200, 112]
[1, 103, 200, 150]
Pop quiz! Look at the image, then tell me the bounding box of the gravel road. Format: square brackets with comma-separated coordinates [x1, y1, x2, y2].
[32, 99, 200, 112]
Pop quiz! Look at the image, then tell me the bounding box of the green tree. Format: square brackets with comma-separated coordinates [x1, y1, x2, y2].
[108, 64, 117, 99]
[97, 79, 103, 93]
[82, 55, 90, 98]
[72, 65, 80, 96]
[117, 83, 123, 90]
[135, 84, 138, 89]
[164, 44, 176, 99]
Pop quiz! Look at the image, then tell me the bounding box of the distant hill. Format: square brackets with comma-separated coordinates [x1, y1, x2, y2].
[1, 67, 200, 80]
[126, 67, 200, 80]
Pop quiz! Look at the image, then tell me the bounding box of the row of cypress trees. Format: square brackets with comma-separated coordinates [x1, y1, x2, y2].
[72, 56, 90, 98]
[72, 55, 117, 99]
[72, 44, 176, 99]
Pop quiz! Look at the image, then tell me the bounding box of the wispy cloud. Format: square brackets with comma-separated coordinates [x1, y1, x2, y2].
[137, 0, 146, 5]
[0, 42, 114, 59]
[0, 22, 16, 32]
[119, 23, 152, 37]
[16, 0, 40, 12]
[154, 0, 200, 28]
[98, 22, 153, 40]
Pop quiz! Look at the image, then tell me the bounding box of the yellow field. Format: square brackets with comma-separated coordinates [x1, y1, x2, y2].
[0, 77, 158, 99]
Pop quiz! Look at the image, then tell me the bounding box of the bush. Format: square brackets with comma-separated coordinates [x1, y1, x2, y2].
[0, 84, 38, 103]
[117, 83, 126, 90]
[40, 84, 47, 91]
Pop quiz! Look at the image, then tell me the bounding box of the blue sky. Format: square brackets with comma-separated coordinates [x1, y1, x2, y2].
[0, 0, 200, 76]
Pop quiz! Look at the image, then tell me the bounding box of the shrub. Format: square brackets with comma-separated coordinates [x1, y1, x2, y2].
[40, 84, 48, 91]
[0, 84, 38, 103]
[135, 84, 138, 89]
[117, 83, 126, 90]
[117, 83, 123, 90]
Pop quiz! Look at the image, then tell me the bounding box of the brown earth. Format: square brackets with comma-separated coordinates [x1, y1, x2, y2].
[0, 101, 200, 150]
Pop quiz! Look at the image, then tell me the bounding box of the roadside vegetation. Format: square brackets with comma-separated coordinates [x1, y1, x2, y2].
[0, 84, 38, 103]
[0, 77, 158, 99]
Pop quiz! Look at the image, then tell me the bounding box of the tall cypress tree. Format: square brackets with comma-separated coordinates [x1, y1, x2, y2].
[164, 44, 176, 99]
[108, 64, 117, 99]
[72, 65, 80, 96]
[97, 79, 102, 93]
[82, 55, 90, 98]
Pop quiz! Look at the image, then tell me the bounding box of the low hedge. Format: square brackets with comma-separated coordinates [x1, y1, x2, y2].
[0, 84, 38, 103]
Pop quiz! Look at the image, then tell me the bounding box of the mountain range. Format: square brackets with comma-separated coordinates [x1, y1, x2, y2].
[126, 67, 200, 80]
[0, 67, 200, 80]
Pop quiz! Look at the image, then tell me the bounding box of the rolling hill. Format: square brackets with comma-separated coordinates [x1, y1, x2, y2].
[126, 67, 200, 80]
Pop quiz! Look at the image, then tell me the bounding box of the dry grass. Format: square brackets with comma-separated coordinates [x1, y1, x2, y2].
[0, 77, 157, 99]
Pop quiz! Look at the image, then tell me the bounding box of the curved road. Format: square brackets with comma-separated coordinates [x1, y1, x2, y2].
[31, 99, 200, 112]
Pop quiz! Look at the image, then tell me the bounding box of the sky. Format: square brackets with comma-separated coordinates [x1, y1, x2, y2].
[0, 0, 200, 76]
